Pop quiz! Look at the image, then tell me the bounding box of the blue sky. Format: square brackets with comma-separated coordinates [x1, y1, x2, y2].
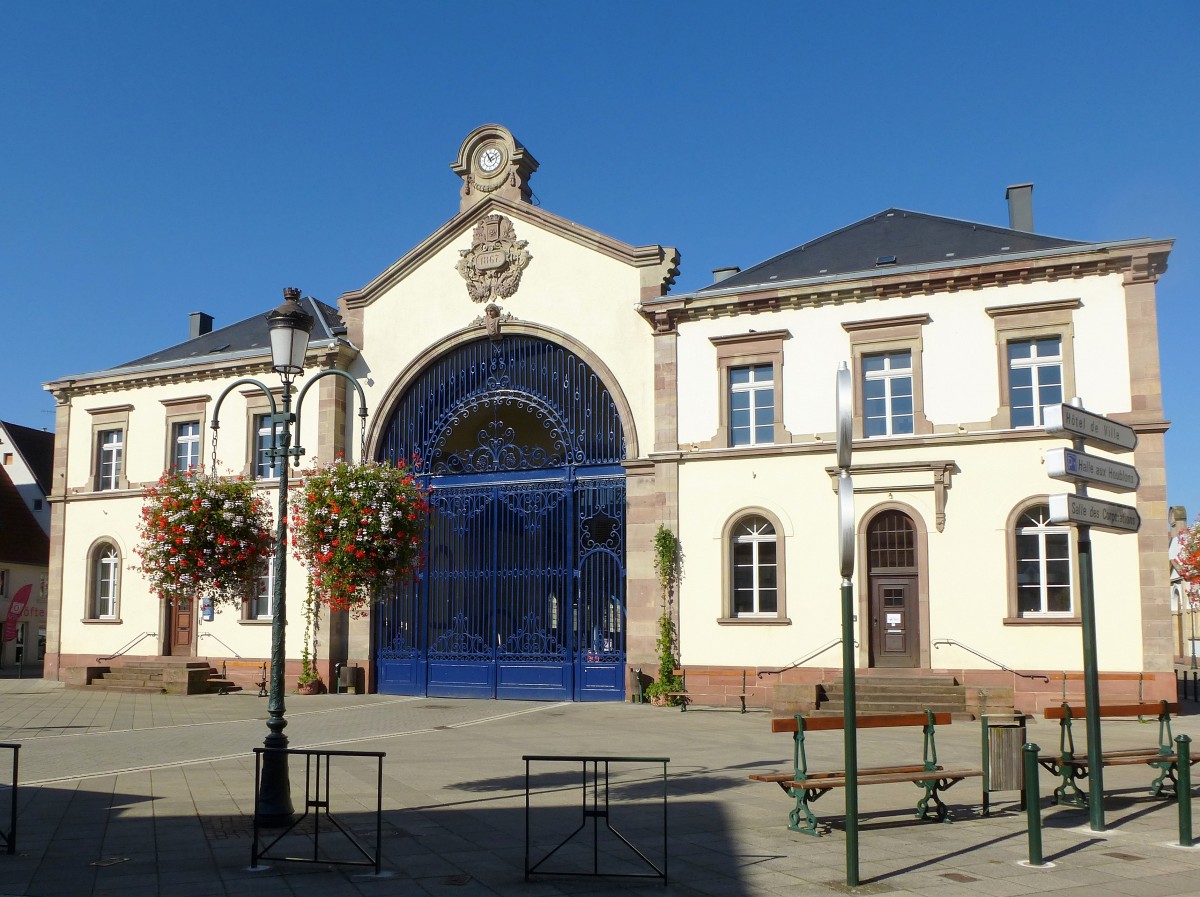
[2, 2, 1197, 513]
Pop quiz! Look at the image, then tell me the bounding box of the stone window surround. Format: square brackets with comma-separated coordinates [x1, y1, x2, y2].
[842, 314, 932, 439]
[242, 387, 285, 481]
[86, 404, 133, 492]
[717, 506, 791, 625]
[1003, 496, 1081, 625]
[243, 554, 275, 622]
[986, 299, 1080, 430]
[702, 330, 793, 449]
[161, 395, 211, 473]
[83, 537, 122, 623]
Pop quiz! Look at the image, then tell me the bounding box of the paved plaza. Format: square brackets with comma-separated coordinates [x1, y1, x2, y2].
[1, 672, 1198, 897]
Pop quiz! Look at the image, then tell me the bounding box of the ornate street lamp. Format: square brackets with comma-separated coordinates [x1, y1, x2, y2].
[253, 287, 313, 824]
[212, 288, 370, 826]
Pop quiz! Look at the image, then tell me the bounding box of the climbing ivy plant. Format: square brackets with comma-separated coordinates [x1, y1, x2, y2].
[645, 524, 684, 705]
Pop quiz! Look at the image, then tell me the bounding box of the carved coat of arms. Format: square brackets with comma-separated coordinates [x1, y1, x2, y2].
[456, 214, 532, 303]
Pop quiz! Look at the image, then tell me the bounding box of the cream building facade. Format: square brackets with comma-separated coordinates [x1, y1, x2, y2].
[43, 127, 1174, 710]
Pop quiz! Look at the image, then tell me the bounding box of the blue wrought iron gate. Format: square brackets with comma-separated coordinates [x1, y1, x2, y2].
[374, 336, 626, 701]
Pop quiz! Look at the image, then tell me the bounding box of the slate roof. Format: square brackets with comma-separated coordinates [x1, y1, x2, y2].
[0, 464, 49, 565]
[118, 297, 346, 369]
[699, 209, 1084, 293]
[0, 421, 53, 494]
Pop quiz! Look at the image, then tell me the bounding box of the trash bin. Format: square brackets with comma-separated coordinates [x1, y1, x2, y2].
[981, 713, 1030, 815]
[338, 664, 360, 694]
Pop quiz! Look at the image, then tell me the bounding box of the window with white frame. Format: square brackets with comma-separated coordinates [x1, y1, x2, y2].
[1007, 337, 1063, 428]
[1015, 504, 1073, 616]
[255, 413, 278, 480]
[862, 350, 914, 437]
[249, 558, 275, 620]
[172, 420, 201, 472]
[729, 364, 774, 447]
[97, 429, 123, 490]
[731, 514, 778, 617]
[92, 543, 120, 619]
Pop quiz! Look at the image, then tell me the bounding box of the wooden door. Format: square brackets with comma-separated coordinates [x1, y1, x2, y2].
[870, 575, 919, 668]
[167, 597, 193, 656]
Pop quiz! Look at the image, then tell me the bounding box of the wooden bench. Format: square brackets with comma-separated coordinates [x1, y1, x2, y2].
[750, 711, 983, 836]
[1038, 700, 1195, 807]
[665, 668, 691, 711]
[219, 660, 269, 697]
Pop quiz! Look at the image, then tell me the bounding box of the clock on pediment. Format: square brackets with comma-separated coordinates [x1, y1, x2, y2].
[452, 124, 540, 212]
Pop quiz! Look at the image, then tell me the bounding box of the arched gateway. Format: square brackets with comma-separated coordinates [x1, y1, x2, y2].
[374, 334, 628, 700]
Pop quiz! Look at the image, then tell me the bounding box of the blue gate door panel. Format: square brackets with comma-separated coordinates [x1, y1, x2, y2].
[427, 660, 495, 698]
[374, 336, 628, 700]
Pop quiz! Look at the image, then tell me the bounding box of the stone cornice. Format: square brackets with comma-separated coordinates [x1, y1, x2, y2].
[639, 239, 1174, 333]
[43, 342, 360, 403]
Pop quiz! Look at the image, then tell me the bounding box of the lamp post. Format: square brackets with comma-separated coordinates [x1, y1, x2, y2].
[211, 287, 371, 825]
[208, 287, 312, 826]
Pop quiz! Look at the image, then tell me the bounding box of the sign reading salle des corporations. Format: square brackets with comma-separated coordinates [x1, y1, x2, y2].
[1048, 493, 1141, 533]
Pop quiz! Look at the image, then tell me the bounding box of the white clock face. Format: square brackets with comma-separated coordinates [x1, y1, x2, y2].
[478, 146, 504, 174]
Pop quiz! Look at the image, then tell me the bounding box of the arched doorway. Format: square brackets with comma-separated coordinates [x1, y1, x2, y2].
[373, 334, 627, 701]
[866, 509, 921, 668]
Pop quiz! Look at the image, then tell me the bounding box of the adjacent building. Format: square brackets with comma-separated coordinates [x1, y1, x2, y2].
[42, 126, 1174, 709]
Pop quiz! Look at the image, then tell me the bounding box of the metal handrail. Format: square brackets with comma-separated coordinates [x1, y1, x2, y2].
[757, 637, 858, 678]
[198, 632, 241, 658]
[98, 631, 158, 662]
[932, 638, 1050, 682]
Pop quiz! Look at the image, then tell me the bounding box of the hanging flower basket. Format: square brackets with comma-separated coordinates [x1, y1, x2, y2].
[290, 459, 429, 614]
[135, 470, 273, 608]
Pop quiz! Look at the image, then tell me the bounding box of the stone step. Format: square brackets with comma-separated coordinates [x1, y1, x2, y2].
[87, 682, 166, 694]
[101, 669, 165, 681]
[829, 675, 960, 687]
[824, 685, 965, 700]
[818, 700, 967, 714]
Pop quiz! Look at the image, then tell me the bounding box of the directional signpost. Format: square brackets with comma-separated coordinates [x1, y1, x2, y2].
[835, 362, 859, 887]
[1045, 400, 1140, 832]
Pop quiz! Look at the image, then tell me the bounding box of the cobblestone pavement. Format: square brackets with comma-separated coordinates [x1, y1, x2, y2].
[1, 675, 1198, 896]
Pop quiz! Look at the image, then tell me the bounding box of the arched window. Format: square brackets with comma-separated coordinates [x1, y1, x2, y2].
[1012, 503, 1074, 618]
[89, 542, 121, 620]
[725, 513, 786, 620]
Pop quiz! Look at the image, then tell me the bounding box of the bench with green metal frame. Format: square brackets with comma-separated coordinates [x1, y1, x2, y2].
[1038, 700, 1196, 807]
[750, 710, 983, 836]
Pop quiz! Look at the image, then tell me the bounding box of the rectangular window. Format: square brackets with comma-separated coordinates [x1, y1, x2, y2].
[729, 363, 774, 447]
[255, 414, 278, 480]
[862, 350, 914, 437]
[1008, 337, 1063, 427]
[172, 420, 201, 472]
[250, 560, 275, 620]
[97, 429, 123, 490]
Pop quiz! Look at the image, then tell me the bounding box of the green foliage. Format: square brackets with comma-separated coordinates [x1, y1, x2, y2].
[652, 524, 682, 609]
[646, 525, 684, 705]
[298, 581, 319, 686]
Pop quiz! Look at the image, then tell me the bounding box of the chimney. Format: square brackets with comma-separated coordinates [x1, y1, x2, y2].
[189, 312, 214, 339]
[712, 266, 741, 285]
[1006, 183, 1034, 232]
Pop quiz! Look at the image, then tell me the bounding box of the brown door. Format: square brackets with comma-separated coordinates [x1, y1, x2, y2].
[870, 575, 919, 667]
[866, 510, 921, 668]
[167, 597, 193, 656]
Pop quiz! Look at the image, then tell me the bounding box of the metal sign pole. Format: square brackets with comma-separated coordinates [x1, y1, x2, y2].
[1069, 400, 1105, 831]
[835, 364, 859, 886]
